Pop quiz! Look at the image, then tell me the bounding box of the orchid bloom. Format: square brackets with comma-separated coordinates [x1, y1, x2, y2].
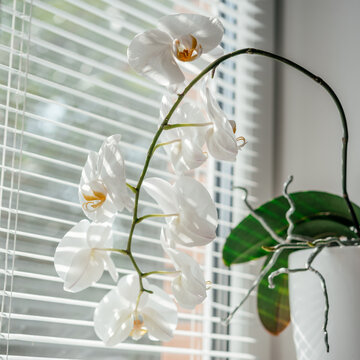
[161, 229, 207, 309]
[79, 135, 133, 222]
[54, 220, 118, 292]
[201, 78, 247, 161]
[143, 176, 218, 247]
[127, 13, 224, 88]
[160, 94, 207, 173]
[94, 274, 177, 345]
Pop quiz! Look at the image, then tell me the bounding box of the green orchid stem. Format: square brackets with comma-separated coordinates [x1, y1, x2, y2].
[164, 122, 213, 130]
[136, 213, 178, 224]
[142, 270, 180, 278]
[125, 47, 360, 299]
[99, 248, 128, 256]
[153, 139, 181, 153]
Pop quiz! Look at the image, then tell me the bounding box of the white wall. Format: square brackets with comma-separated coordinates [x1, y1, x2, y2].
[274, 0, 360, 201]
[272, 0, 360, 359]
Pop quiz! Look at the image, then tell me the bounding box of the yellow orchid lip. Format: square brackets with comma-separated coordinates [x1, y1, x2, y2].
[130, 317, 148, 340]
[82, 190, 107, 211]
[173, 34, 203, 62]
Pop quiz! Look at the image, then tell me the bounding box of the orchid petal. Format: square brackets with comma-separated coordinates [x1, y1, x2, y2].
[55, 220, 115, 292]
[152, 176, 217, 247]
[63, 248, 104, 292]
[54, 219, 89, 283]
[143, 177, 178, 214]
[161, 100, 207, 173]
[167, 81, 186, 94]
[176, 176, 218, 231]
[166, 248, 206, 309]
[168, 220, 215, 247]
[206, 127, 238, 161]
[177, 102, 207, 144]
[86, 222, 112, 248]
[157, 14, 224, 53]
[204, 84, 229, 128]
[202, 84, 238, 161]
[79, 137, 133, 222]
[142, 307, 175, 342]
[172, 275, 202, 309]
[94, 284, 134, 346]
[142, 283, 177, 342]
[160, 227, 176, 251]
[179, 137, 207, 171]
[127, 29, 185, 87]
[100, 252, 118, 283]
[80, 152, 116, 222]
[99, 135, 133, 212]
[160, 93, 177, 121]
[202, 45, 225, 61]
[169, 249, 206, 295]
[80, 151, 99, 185]
[79, 187, 117, 222]
[117, 274, 142, 310]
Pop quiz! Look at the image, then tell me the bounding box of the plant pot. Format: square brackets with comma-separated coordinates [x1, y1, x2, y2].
[288, 246, 360, 360]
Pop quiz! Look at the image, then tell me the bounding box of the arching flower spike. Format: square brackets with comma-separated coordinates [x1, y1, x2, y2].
[160, 94, 208, 173]
[94, 274, 177, 345]
[161, 229, 207, 309]
[54, 220, 118, 292]
[143, 176, 218, 247]
[128, 13, 224, 88]
[79, 135, 133, 222]
[201, 77, 247, 161]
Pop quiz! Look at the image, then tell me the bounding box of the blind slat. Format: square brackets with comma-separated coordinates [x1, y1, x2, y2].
[1, 334, 255, 359]
[1, 0, 263, 357]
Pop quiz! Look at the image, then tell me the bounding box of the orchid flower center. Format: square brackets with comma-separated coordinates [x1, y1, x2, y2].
[236, 136, 247, 149]
[172, 34, 203, 62]
[228, 120, 247, 149]
[81, 182, 107, 211]
[130, 314, 147, 340]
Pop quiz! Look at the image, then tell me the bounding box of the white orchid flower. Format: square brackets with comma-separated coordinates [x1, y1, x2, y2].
[143, 176, 218, 247]
[127, 13, 224, 88]
[79, 135, 133, 222]
[201, 78, 247, 161]
[161, 229, 207, 309]
[94, 274, 177, 345]
[159, 94, 208, 173]
[54, 220, 118, 293]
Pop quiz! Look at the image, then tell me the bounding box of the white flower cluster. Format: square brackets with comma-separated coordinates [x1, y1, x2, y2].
[54, 13, 245, 345]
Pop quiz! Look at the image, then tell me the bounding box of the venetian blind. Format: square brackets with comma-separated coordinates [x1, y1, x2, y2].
[0, 0, 267, 359]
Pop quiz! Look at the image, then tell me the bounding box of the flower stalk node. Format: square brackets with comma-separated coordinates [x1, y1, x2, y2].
[126, 183, 138, 194]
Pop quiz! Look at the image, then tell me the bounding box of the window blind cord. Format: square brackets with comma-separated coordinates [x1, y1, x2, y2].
[0, 0, 19, 336]
[4, 0, 29, 339]
[2, 2, 34, 358]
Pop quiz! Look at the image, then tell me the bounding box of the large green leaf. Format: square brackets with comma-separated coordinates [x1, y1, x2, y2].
[223, 191, 360, 335]
[257, 251, 290, 335]
[223, 191, 360, 266]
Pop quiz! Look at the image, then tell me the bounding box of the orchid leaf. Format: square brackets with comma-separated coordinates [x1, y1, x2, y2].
[257, 251, 290, 335]
[223, 191, 360, 267]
